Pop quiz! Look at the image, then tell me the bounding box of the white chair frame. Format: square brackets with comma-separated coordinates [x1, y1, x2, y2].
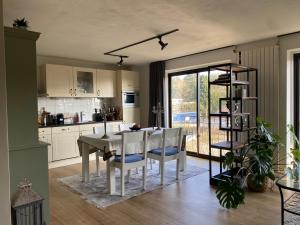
[147, 128, 183, 185]
[108, 131, 148, 196]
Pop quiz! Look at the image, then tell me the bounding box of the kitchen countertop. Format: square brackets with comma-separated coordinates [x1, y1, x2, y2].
[38, 120, 123, 128]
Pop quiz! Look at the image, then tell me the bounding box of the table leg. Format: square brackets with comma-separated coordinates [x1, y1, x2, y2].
[179, 150, 187, 172]
[278, 186, 284, 225]
[82, 143, 90, 183]
[96, 151, 100, 177]
[107, 158, 115, 195]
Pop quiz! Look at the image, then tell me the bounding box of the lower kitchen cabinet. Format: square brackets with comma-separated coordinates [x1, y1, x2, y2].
[39, 134, 53, 162]
[52, 126, 80, 161]
[39, 121, 123, 164]
[39, 128, 52, 162]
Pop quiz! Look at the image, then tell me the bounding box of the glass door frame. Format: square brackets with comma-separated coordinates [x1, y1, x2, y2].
[168, 67, 210, 158]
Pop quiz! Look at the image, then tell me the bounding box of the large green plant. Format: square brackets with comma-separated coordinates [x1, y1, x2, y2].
[216, 117, 280, 209]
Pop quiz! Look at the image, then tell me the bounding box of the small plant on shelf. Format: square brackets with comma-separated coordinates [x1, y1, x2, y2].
[216, 117, 281, 209]
[13, 18, 29, 29]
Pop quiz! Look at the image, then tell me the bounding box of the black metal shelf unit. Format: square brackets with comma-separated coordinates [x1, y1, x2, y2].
[208, 63, 258, 185]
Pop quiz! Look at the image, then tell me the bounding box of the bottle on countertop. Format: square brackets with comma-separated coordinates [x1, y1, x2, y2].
[111, 107, 116, 121]
[92, 109, 98, 122]
[73, 113, 79, 123]
[40, 107, 50, 126]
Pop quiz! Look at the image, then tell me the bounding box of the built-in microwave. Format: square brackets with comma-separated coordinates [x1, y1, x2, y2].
[122, 91, 139, 107]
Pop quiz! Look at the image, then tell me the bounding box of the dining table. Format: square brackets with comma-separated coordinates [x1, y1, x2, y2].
[77, 127, 187, 193]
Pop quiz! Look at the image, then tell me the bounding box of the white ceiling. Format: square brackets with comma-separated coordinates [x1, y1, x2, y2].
[3, 0, 300, 65]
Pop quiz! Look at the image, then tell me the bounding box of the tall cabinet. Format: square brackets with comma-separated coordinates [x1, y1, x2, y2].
[4, 27, 49, 223]
[116, 70, 141, 124]
[208, 63, 258, 185]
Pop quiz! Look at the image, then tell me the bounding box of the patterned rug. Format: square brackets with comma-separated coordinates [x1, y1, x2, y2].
[58, 157, 207, 208]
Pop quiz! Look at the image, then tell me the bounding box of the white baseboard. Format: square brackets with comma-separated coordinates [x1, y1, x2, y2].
[49, 154, 98, 169]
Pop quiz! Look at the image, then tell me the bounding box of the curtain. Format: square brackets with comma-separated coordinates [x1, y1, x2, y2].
[148, 61, 165, 127]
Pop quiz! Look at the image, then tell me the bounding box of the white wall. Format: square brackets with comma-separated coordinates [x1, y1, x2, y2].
[165, 46, 236, 72]
[0, 0, 11, 224]
[236, 38, 280, 133]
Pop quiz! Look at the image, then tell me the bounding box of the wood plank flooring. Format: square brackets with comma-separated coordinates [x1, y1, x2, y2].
[49, 158, 281, 225]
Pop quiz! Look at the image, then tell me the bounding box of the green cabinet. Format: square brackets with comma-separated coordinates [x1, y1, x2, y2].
[4, 27, 49, 224]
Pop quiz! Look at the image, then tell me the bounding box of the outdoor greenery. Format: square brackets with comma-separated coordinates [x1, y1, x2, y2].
[216, 118, 281, 209]
[171, 74, 226, 115]
[288, 125, 300, 165]
[287, 125, 300, 180]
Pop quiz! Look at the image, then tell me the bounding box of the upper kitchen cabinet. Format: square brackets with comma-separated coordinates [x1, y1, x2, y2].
[96, 69, 117, 97]
[117, 70, 140, 91]
[40, 64, 73, 97]
[73, 67, 96, 97]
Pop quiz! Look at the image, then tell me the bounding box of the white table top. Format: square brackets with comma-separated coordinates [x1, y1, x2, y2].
[78, 128, 165, 155]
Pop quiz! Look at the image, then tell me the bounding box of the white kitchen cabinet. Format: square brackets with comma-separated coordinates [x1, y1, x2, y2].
[123, 107, 140, 125]
[38, 128, 53, 163]
[118, 70, 140, 91]
[40, 64, 73, 97]
[96, 69, 116, 97]
[52, 126, 80, 161]
[39, 134, 53, 163]
[73, 67, 97, 97]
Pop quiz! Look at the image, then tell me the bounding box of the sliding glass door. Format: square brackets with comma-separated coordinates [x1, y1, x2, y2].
[169, 73, 198, 153]
[169, 69, 226, 157]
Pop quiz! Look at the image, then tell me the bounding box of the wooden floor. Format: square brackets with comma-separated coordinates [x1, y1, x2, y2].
[49, 158, 281, 225]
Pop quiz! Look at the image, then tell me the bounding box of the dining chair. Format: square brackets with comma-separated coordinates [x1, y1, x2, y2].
[119, 122, 141, 174]
[119, 122, 135, 131]
[147, 127, 183, 185]
[108, 130, 147, 196]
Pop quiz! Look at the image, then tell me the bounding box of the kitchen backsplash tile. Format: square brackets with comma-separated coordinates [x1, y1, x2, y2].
[38, 97, 111, 121]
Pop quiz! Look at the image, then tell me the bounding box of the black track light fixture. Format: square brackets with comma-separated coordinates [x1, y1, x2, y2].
[157, 36, 168, 50]
[104, 29, 179, 61]
[117, 56, 124, 66]
[103, 53, 128, 66]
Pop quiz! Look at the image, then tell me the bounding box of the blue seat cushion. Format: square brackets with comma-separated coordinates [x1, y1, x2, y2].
[149, 146, 178, 156]
[114, 154, 144, 163]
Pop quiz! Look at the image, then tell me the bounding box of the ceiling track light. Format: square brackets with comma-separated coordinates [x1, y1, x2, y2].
[104, 29, 179, 64]
[157, 36, 168, 50]
[104, 53, 128, 66]
[117, 56, 124, 66]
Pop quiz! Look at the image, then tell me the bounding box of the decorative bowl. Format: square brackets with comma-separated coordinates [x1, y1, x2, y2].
[129, 127, 141, 131]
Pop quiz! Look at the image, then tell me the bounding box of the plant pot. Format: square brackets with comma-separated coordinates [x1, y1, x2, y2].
[247, 175, 268, 192]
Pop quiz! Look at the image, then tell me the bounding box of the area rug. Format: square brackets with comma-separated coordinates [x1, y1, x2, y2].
[58, 157, 207, 208]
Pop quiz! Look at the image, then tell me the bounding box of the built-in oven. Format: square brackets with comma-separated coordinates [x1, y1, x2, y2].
[122, 91, 139, 107]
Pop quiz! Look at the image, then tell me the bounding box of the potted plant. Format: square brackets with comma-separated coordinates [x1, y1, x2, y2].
[216, 117, 281, 209]
[13, 18, 29, 29]
[287, 125, 300, 180]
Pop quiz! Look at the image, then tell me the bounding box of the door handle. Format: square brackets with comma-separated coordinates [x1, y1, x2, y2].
[97, 90, 100, 96]
[70, 88, 73, 96]
[74, 89, 77, 96]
